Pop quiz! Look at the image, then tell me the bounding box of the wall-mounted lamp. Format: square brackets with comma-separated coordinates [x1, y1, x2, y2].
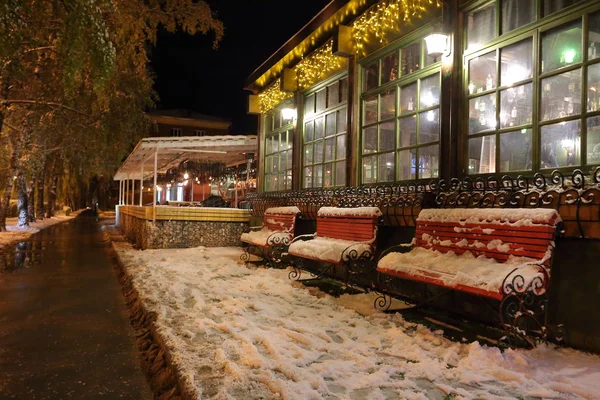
[281, 107, 297, 120]
[424, 32, 449, 57]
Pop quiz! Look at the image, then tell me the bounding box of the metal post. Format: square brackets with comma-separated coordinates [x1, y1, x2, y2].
[139, 163, 143, 206]
[153, 147, 158, 222]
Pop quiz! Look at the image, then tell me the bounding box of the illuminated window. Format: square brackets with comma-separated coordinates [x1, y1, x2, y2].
[263, 105, 293, 192]
[360, 32, 441, 183]
[302, 75, 348, 188]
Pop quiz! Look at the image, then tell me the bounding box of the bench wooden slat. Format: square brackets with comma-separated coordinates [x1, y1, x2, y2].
[415, 227, 554, 245]
[415, 241, 551, 264]
[415, 229, 552, 251]
[419, 221, 556, 235]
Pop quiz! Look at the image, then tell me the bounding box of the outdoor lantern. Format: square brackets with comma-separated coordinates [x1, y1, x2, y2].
[281, 107, 297, 121]
[424, 32, 449, 57]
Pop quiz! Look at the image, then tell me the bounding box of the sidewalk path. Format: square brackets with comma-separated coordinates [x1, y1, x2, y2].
[0, 210, 151, 399]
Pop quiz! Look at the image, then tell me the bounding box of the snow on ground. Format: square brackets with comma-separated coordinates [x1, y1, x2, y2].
[0, 214, 75, 250]
[113, 242, 600, 400]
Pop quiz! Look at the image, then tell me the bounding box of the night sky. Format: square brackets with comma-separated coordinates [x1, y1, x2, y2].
[150, 0, 332, 134]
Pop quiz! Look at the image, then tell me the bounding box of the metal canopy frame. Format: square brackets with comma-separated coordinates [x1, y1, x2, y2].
[114, 135, 257, 221]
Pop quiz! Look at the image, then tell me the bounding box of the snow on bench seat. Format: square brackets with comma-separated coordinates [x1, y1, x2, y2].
[377, 208, 560, 300]
[288, 207, 381, 265]
[240, 207, 300, 247]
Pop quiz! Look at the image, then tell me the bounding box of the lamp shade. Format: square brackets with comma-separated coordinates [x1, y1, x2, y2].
[424, 33, 449, 57]
[281, 107, 297, 120]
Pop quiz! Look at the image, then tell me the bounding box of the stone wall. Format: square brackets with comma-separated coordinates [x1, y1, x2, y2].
[118, 213, 248, 249]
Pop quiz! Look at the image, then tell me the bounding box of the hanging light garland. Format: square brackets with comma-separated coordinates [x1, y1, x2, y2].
[295, 40, 348, 90]
[258, 78, 293, 113]
[352, 0, 441, 53]
[258, 0, 440, 113]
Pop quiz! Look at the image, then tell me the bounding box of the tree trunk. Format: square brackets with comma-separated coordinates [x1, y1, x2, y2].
[0, 141, 20, 232]
[27, 177, 36, 223]
[36, 170, 45, 220]
[17, 175, 28, 227]
[46, 175, 58, 219]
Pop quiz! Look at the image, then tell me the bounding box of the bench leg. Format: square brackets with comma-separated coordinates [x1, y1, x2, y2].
[499, 291, 550, 348]
[287, 257, 333, 282]
[240, 244, 271, 267]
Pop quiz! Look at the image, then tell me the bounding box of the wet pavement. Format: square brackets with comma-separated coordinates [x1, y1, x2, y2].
[0, 211, 152, 399]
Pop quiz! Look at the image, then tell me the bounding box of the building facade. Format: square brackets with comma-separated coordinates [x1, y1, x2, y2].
[245, 0, 600, 352]
[246, 0, 600, 192]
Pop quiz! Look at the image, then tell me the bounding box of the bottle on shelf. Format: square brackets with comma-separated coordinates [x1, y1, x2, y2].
[486, 74, 493, 91]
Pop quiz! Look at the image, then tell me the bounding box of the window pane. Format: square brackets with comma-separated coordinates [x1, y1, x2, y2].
[543, 0, 584, 17]
[325, 113, 336, 137]
[400, 83, 417, 113]
[324, 163, 334, 187]
[363, 155, 377, 184]
[467, 3, 496, 50]
[401, 42, 421, 75]
[587, 115, 600, 164]
[541, 69, 581, 121]
[265, 155, 273, 173]
[340, 78, 348, 102]
[274, 111, 281, 129]
[363, 96, 378, 125]
[271, 154, 279, 173]
[364, 62, 379, 91]
[337, 109, 347, 133]
[419, 109, 440, 144]
[501, 39, 533, 86]
[425, 52, 441, 67]
[469, 51, 496, 94]
[541, 120, 581, 167]
[316, 89, 327, 112]
[379, 152, 395, 182]
[286, 150, 293, 170]
[588, 62, 600, 112]
[327, 81, 339, 108]
[500, 129, 532, 172]
[280, 151, 287, 173]
[315, 117, 324, 139]
[304, 167, 313, 188]
[398, 149, 416, 181]
[399, 115, 417, 147]
[381, 52, 399, 84]
[313, 165, 323, 187]
[589, 11, 600, 61]
[314, 140, 324, 164]
[420, 74, 440, 108]
[419, 144, 439, 179]
[305, 120, 314, 142]
[335, 161, 346, 186]
[363, 126, 378, 154]
[304, 144, 313, 165]
[304, 95, 315, 117]
[500, 83, 533, 128]
[325, 137, 335, 161]
[336, 135, 346, 160]
[541, 19, 582, 73]
[380, 90, 396, 120]
[285, 171, 292, 190]
[285, 130, 293, 150]
[469, 94, 497, 134]
[380, 122, 395, 151]
[468, 135, 496, 174]
[272, 135, 279, 152]
[502, 0, 535, 34]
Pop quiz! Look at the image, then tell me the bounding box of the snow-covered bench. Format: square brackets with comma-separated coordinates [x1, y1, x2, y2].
[287, 207, 382, 283]
[240, 206, 301, 267]
[376, 208, 561, 345]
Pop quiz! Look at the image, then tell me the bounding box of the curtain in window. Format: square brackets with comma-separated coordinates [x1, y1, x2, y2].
[502, 0, 535, 33]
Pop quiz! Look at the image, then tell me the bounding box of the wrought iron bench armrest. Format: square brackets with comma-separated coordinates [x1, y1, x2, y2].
[377, 241, 414, 262]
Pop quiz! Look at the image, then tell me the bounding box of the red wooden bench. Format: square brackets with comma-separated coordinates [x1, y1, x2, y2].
[240, 206, 301, 267]
[376, 208, 561, 345]
[287, 207, 382, 282]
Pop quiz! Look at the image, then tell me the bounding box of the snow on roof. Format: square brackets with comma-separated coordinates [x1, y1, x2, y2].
[418, 208, 560, 226]
[265, 206, 301, 215]
[318, 207, 382, 217]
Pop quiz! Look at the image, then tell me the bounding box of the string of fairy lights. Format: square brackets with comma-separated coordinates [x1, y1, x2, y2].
[258, 0, 441, 113]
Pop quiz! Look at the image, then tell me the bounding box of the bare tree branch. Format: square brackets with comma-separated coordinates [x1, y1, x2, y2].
[0, 99, 91, 118]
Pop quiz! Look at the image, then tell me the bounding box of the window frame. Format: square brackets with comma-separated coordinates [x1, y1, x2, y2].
[262, 104, 295, 192]
[359, 24, 442, 184]
[462, 0, 600, 175]
[301, 71, 349, 189]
